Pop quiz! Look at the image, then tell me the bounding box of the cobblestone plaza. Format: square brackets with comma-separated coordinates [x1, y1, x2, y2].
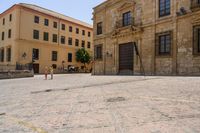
[0, 74, 200, 132]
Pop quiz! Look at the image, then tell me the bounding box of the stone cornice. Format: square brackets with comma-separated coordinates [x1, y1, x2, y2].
[111, 26, 143, 39]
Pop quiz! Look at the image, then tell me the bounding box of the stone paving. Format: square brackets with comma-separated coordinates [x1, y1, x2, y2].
[0, 74, 200, 133]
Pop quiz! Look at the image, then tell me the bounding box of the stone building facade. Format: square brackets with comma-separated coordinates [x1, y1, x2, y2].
[93, 0, 200, 75]
[0, 3, 93, 73]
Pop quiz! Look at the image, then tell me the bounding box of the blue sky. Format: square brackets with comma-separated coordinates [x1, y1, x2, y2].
[0, 0, 105, 24]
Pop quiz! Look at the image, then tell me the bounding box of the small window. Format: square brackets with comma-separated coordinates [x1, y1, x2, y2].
[97, 22, 103, 35]
[52, 34, 58, 43]
[82, 40, 85, 48]
[52, 51, 57, 61]
[3, 18, 5, 25]
[32, 48, 39, 60]
[62, 24, 65, 30]
[156, 31, 172, 56]
[82, 30, 85, 36]
[95, 44, 102, 60]
[2, 32, 5, 40]
[34, 16, 39, 23]
[76, 28, 79, 34]
[69, 26, 73, 32]
[193, 25, 200, 55]
[68, 37, 72, 45]
[8, 29, 11, 38]
[53, 22, 57, 28]
[75, 39, 79, 46]
[88, 32, 91, 37]
[68, 53, 72, 62]
[159, 0, 171, 17]
[44, 19, 49, 26]
[33, 30, 39, 40]
[43, 32, 49, 41]
[123, 11, 131, 27]
[61, 36, 65, 44]
[9, 14, 12, 22]
[87, 42, 91, 49]
[6, 48, 11, 62]
[0, 48, 4, 62]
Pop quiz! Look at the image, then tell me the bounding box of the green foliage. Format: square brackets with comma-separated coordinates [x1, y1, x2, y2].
[76, 48, 91, 67]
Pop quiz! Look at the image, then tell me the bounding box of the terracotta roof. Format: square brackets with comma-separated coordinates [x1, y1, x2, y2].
[18, 3, 93, 29]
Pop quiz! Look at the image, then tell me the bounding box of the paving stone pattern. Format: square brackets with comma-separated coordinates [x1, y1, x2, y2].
[0, 74, 200, 133]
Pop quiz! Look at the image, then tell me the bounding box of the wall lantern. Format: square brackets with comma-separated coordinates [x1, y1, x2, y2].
[22, 52, 27, 59]
[106, 51, 112, 57]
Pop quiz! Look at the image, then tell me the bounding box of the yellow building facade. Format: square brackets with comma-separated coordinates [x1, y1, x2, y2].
[0, 3, 93, 73]
[93, 0, 200, 76]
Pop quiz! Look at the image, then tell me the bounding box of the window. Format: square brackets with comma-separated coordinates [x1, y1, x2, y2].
[3, 18, 5, 25]
[193, 25, 200, 55]
[33, 30, 39, 40]
[87, 42, 91, 48]
[97, 22, 102, 35]
[44, 19, 49, 26]
[32, 48, 39, 60]
[6, 48, 11, 62]
[61, 36, 65, 44]
[82, 40, 85, 48]
[95, 44, 102, 60]
[8, 29, 11, 38]
[2, 32, 5, 40]
[68, 37, 72, 45]
[159, 0, 171, 17]
[9, 14, 12, 22]
[34, 16, 39, 23]
[52, 34, 58, 43]
[76, 28, 79, 34]
[123, 11, 131, 27]
[88, 32, 91, 37]
[75, 39, 79, 46]
[62, 24, 65, 30]
[0, 49, 4, 62]
[52, 51, 57, 61]
[43, 32, 49, 41]
[68, 53, 72, 62]
[156, 31, 172, 56]
[69, 26, 73, 32]
[53, 22, 57, 28]
[82, 30, 85, 36]
[191, 0, 200, 9]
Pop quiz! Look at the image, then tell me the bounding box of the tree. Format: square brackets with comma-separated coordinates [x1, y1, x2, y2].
[76, 48, 91, 72]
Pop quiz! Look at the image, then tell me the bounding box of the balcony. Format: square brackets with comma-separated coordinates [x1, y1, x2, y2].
[115, 17, 135, 29]
[191, 0, 200, 10]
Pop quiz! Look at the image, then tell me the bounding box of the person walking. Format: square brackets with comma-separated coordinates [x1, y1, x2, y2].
[49, 66, 54, 80]
[44, 66, 48, 80]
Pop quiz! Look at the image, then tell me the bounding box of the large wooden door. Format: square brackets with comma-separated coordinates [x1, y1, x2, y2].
[119, 43, 134, 74]
[33, 64, 39, 74]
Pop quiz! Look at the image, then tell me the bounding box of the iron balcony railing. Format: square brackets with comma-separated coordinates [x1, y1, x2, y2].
[191, 0, 200, 9]
[115, 17, 135, 29]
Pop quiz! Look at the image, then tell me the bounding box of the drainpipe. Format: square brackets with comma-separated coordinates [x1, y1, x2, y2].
[153, 0, 157, 75]
[175, 0, 178, 75]
[103, 7, 107, 75]
[58, 18, 60, 45]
